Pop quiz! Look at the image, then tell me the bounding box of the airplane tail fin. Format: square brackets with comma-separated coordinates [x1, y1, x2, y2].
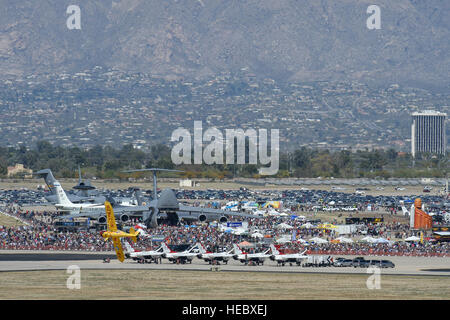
[161, 242, 171, 253]
[35, 169, 58, 194]
[197, 242, 207, 254]
[401, 206, 410, 216]
[233, 244, 242, 254]
[187, 243, 199, 253]
[270, 244, 280, 255]
[54, 181, 73, 206]
[123, 241, 135, 253]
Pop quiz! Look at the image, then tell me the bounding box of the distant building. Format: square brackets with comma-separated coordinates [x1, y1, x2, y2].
[179, 179, 199, 187]
[7, 164, 33, 178]
[411, 110, 446, 158]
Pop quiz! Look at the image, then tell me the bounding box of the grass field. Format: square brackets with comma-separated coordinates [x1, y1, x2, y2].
[0, 213, 25, 227]
[0, 269, 448, 299]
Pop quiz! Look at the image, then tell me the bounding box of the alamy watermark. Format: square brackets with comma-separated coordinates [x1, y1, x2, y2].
[171, 121, 279, 175]
[65, 4, 380, 31]
[366, 266, 381, 290]
[66, 5, 81, 30]
[367, 5, 381, 30]
[66, 265, 81, 289]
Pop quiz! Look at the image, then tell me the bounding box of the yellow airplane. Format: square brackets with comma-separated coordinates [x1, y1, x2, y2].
[101, 201, 139, 262]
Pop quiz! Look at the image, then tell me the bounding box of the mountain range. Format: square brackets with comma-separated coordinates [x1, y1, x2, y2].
[0, 0, 449, 88]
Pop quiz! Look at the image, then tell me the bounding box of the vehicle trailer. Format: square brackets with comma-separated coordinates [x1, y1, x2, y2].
[303, 255, 333, 267]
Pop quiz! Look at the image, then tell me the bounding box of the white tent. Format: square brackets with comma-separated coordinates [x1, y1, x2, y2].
[359, 236, 377, 243]
[300, 223, 314, 229]
[405, 236, 420, 242]
[233, 229, 248, 236]
[275, 223, 294, 230]
[251, 232, 264, 239]
[335, 236, 353, 243]
[373, 237, 391, 244]
[309, 237, 328, 244]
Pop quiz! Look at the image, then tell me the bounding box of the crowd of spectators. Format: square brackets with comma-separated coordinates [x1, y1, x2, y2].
[286, 241, 450, 257]
[0, 205, 448, 257]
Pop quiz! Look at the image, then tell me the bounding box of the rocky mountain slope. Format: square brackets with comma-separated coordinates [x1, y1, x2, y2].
[0, 0, 449, 86]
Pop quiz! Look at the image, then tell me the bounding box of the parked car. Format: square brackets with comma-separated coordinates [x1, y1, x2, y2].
[333, 258, 346, 267]
[340, 259, 353, 267]
[380, 260, 395, 268]
[370, 259, 381, 267]
[356, 260, 371, 268]
[352, 257, 368, 267]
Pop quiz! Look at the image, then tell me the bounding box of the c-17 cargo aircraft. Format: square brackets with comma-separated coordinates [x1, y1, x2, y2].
[101, 201, 140, 262]
[119, 168, 262, 228]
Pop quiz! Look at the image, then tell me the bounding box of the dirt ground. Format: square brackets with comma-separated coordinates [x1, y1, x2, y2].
[0, 214, 25, 227]
[0, 269, 448, 300]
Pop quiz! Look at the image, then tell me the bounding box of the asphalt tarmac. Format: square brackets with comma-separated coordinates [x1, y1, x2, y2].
[0, 251, 448, 276]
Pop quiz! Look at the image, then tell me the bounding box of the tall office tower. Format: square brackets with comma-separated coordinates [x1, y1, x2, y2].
[411, 110, 446, 158]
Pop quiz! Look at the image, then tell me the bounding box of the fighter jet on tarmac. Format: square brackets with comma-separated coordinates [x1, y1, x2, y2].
[232, 244, 272, 265]
[123, 241, 164, 262]
[269, 244, 308, 266]
[160, 242, 199, 264]
[196, 243, 234, 264]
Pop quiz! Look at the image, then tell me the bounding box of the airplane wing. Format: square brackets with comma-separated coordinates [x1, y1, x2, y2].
[177, 204, 260, 220]
[57, 205, 150, 220]
[105, 201, 118, 232]
[112, 238, 125, 262]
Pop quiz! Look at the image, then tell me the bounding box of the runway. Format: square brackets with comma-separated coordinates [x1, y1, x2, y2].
[0, 252, 116, 261]
[0, 251, 449, 276]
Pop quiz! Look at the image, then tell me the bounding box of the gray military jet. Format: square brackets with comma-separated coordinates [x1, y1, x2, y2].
[121, 168, 261, 228]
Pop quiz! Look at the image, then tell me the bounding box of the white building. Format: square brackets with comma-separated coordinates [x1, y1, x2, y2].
[179, 179, 198, 187]
[411, 110, 446, 158]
